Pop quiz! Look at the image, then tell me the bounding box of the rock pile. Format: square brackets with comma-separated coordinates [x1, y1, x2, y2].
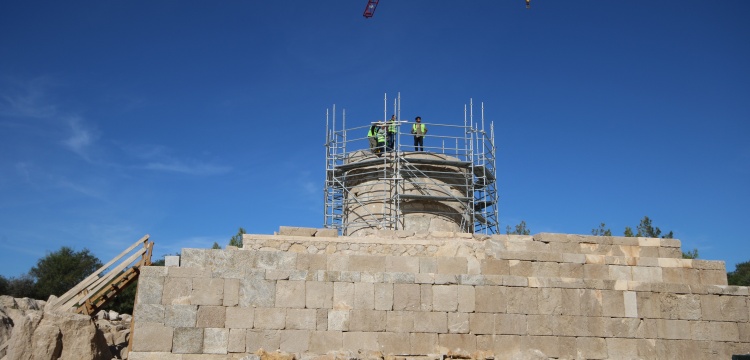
[0, 295, 132, 360]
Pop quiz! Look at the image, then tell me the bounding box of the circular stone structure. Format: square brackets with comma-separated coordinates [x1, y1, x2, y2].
[341, 151, 472, 236]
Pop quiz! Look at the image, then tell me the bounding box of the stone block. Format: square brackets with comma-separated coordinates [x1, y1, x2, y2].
[239, 279, 276, 308]
[420, 257, 437, 273]
[480, 259, 509, 275]
[328, 310, 350, 331]
[439, 334, 476, 352]
[507, 260, 532, 277]
[280, 330, 310, 353]
[604, 317, 639, 338]
[476, 335, 521, 359]
[386, 311, 416, 333]
[197, 306, 226, 328]
[132, 323, 174, 352]
[167, 266, 210, 278]
[583, 264, 609, 280]
[659, 247, 682, 258]
[537, 288, 562, 315]
[657, 319, 691, 339]
[275, 280, 306, 308]
[386, 255, 420, 273]
[349, 255, 386, 272]
[739, 322, 750, 342]
[636, 292, 661, 319]
[136, 275, 165, 305]
[343, 332, 379, 351]
[279, 226, 317, 236]
[475, 286, 505, 313]
[601, 290, 625, 317]
[286, 309, 317, 330]
[437, 257, 467, 274]
[254, 308, 286, 330]
[173, 327, 203, 354]
[702, 294, 749, 322]
[393, 284, 421, 311]
[298, 253, 327, 271]
[377, 332, 411, 354]
[203, 328, 229, 354]
[162, 277, 192, 305]
[134, 303, 165, 323]
[496, 313, 526, 335]
[374, 283, 394, 310]
[701, 269, 729, 285]
[227, 328, 246, 353]
[308, 331, 342, 354]
[415, 273, 435, 284]
[165, 304, 197, 328]
[414, 311, 447, 333]
[526, 314, 554, 336]
[637, 338, 657, 359]
[432, 285, 458, 312]
[354, 282, 375, 309]
[316, 308, 328, 330]
[446, 312, 469, 334]
[306, 281, 333, 309]
[349, 310, 386, 332]
[339, 270, 361, 282]
[520, 335, 559, 358]
[314, 228, 338, 237]
[361, 271, 385, 283]
[255, 251, 296, 270]
[224, 278, 239, 307]
[333, 282, 354, 309]
[326, 255, 349, 271]
[411, 332, 439, 354]
[560, 288, 583, 316]
[506, 287, 538, 315]
[191, 278, 224, 306]
[579, 289, 603, 317]
[226, 307, 254, 328]
[624, 290, 638, 318]
[554, 315, 586, 337]
[572, 337, 606, 359]
[246, 330, 281, 352]
[691, 321, 739, 342]
[434, 273, 459, 285]
[606, 338, 638, 359]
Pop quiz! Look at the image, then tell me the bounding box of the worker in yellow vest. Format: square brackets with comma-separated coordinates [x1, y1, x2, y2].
[367, 122, 380, 153]
[376, 124, 387, 155]
[411, 116, 427, 151]
[386, 114, 398, 152]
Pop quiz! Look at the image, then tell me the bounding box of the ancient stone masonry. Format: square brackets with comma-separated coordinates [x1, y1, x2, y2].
[129, 228, 750, 360]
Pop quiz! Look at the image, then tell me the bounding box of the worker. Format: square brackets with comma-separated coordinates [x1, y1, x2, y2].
[386, 114, 398, 152]
[367, 122, 380, 154]
[376, 123, 387, 156]
[411, 116, 427, 151]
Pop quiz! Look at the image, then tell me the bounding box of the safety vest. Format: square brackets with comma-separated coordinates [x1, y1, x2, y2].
[377, 128, 386, 142]
[367, 125, 377, 137]
[388, 120, 397, 133]
[412, 123, 426, 134]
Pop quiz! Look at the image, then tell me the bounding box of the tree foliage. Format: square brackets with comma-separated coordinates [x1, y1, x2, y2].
[30, 247, 103, 300]
[591, 223, 612, 236]
[0, 273, 36, 298]
[623, 226, 635, 237]
[211, 242, 222, 249]
[682, 248, 699, 259]
[228, 227, 247, 248]
[506, 220, 530, 235]
[728, 261, 750, 286]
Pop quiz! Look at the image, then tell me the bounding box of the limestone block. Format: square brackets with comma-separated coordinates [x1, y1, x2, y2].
[280, 330, 310, 353]
[173, 327, 203, 354]
[377, 332, 410, 354]
[413, 311, 447, 333]
[574, 337, 607, 359]
[700, 269, 729, 285]
[274, 280, 306, 309]
[132, 323, 174, 352]
[191, 278, 224, 306]
[226, 307, 254, 328]
[349, 310, 386, 332]
[623, 290, 638, 318]
[691, 321, 739, 342]
[420, 257, 437, 273]
[239, 278, 276, 308]
[134, 303, 165, 323]
[432, 285, 458, 312]
[701, 294, 749, 322]
[476, 335, 520, 359]
[579, 289, 603, 317]
[554, 315, 586, 337]
[526, 314, 554, 336]
[308, 331, 342, 354]
[693, 259, 726, 271]
[386, 255, 420, 273]
[437, 257, 467, 274]
[167, 266, 210, 279]
[508, 260, 532, 277]
[315, 229, 339, 237]
[306, 281, 333, 309]
[165, 304, 197, 327]
[657, 319, 691, 339]
[246, 330, 281, 352]
[447, 312, 469, 334]
[475, 286, 505, 313]
[604, 317, 639, 338]
[343, 332, 379, 351]
[520, 335, 559, 358]
[503, 275, 528, 287]
[386, 311, 414, 333]
[480, 259, 509, 275]
[203, 328, 229, 354]
[584, 316, 606, 338]
[327, 310, 350, 331]
[558, 263, 583, 278]
[197, 306, 226, 328]
[338, 270, 361, 282]
[254, 308, 286, 330]
[411, 332, 439, 354]
[459, 274, 485, 286]
[635, 292, 661, 319]
[316, 309, 328, 330]
[223, 278, 240, 307]
[333, 282, 354, 309]
[255, 251, 297, 270]
[537, 288, 562, 315]
[327, 255, 349, 271]
[495, 313, 526, 335]
[349, 255, 386, 272]
[279, 226, 317, 236]
[393, 284, 421, 311]
[434, 274, 459, 285]
[353, 282, 375, 309]
[601, 290, 625, 317]
[384, 272, 416, 283]
[583, 264, 609, 280]
[532, 262, 560, 278]
[506, 287, 538, 315]
[179, 248, 207, 269]
[228, 328, 246, 353]
[415, 273, 435, 284]
[286, 309, 316, 330]
[560, 288, 583, 316]
[136, 275, 165, 305]
[439, 334, 476, 352]
[162, 277, 192, 305]
[374, 283, 394, 310]
[296, 253, 327, 271]
[361, 271, 385, 283]
[606, 338, 638, 359]
[418, 284, 433, 311]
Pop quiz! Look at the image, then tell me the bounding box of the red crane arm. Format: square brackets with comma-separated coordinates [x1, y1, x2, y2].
[363, 0, 379, 18]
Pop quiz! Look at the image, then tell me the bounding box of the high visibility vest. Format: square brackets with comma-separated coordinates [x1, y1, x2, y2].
[388, 120, 397, 133]
[377, 129, 386, 142]
[412, 124, 426, 134]
[367, 126, 377, 137]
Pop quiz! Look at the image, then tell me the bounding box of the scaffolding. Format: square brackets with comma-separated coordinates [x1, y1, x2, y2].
[324, 94, 499, 235]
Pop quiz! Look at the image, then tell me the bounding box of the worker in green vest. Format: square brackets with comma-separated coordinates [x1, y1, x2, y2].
[411, 116, 427, 151]
[386, 114, 398, 152]
[376, 123, 387, 155]
[367, 122, 379, 153]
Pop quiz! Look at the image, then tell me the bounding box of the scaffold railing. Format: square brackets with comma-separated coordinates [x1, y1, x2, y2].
[324, 95, 499, 236]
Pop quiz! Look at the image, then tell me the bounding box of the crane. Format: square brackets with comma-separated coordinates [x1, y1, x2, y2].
[363, 0, 529, 19]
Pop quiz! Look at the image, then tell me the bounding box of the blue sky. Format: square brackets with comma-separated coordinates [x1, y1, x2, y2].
[1, 1, 748, 277]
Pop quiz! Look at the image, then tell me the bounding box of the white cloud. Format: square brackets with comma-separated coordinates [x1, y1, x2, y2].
[144, 161, 231, 175]
[61, 116, 99, 161]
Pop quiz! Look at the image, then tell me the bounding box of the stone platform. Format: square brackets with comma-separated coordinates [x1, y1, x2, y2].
[129, 228, 750, 359]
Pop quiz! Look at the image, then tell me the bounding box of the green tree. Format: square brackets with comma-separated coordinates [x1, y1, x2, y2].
[636, 216, 662, 238]
[1, 273, 36, 298]
[624, 226, 635, 237]
[29, 247, 103, 300]
[682, 248, 699, 259]
[728, 261, 750, 286]
[228, 227, 247, 248]
[211, 242, 222, 249]
[506, 220, 530, 235]
[591, 223, 612, 236]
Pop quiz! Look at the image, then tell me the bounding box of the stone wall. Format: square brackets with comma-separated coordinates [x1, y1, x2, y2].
[129, 230, 750, 359]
